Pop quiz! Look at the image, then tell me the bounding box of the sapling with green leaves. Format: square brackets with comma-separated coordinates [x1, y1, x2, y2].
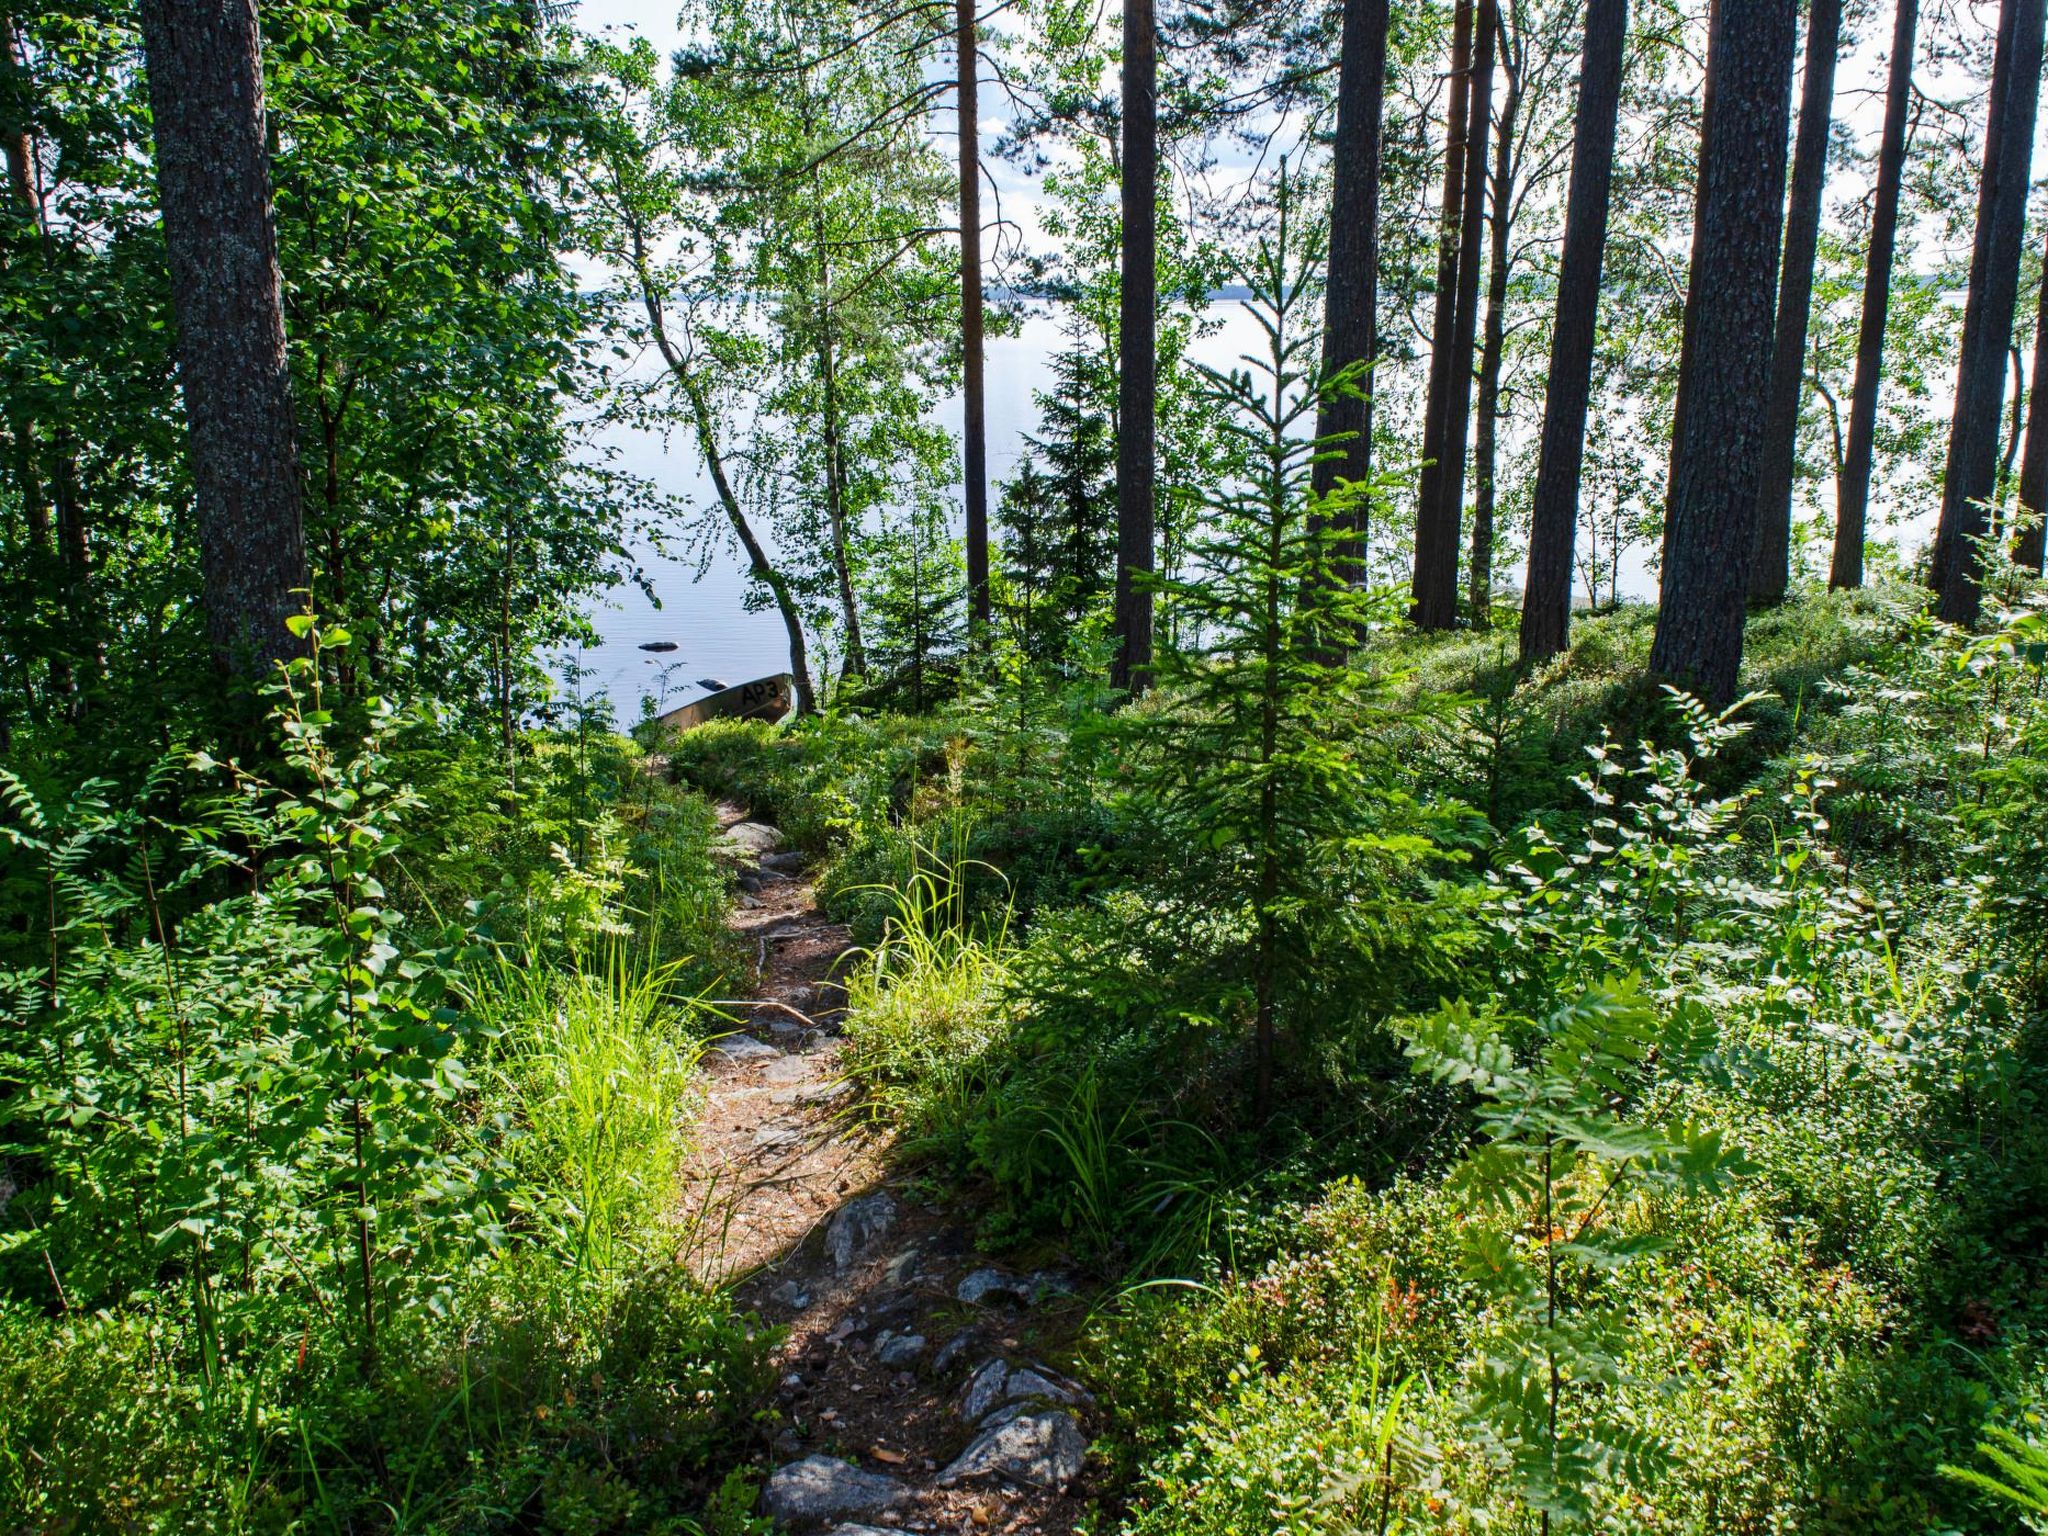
[1396, 695, 1762, 1525]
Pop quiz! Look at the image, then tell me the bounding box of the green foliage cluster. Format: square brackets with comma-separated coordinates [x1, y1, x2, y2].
[0, 639, 770, 1533]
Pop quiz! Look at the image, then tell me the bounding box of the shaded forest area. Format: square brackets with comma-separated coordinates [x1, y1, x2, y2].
[3, 0, 2048, 1533]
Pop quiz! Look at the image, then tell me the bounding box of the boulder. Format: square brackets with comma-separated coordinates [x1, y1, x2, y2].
[955, 1268, 1033, 1307]
[759, 1456, 908, 1527]
[716, 821, 785, 858]
[959, 1361, 1082, 1423]
[933, 1328, 983, 1374]
[958, 1359, 1011, 1422]
[704, 1033, 781, 1069]
[826, 1192, 898, 1270]
[936, 1411, 1087, 1492]
[875, 1331, 927, 1368]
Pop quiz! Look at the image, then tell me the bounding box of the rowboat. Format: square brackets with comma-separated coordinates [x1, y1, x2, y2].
[656, 673, 794, 730]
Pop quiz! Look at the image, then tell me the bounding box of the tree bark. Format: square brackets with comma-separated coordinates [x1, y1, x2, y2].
[958, 0, 990, 643]
[1932, 0, 2045, 626]
[138, 0, 310, 678]
[0, 9, 35, 224]
[1469, 9, 1519, 629]
[1310, 0, 1388, 590]
[1749, 0, 1841, 605]
[1518, 0, 1625, 664]
[1411, 0, 1476, 630]
[1833, 0, 1917, 589]
[2015, 250, 2048, 573]
[1112, 0, 1157, 693]
[1649, 0, 1798, 707]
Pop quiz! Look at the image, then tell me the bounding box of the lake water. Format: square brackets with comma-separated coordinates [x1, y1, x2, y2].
[568, 302, 1273, 714]
[566, 298, 1673, 716]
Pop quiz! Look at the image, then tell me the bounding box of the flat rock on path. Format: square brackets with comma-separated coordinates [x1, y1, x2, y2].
[937, 1411, 1088, 1492]
[682, 814, 1096, 1534]
[759, 1456, 908, 1526]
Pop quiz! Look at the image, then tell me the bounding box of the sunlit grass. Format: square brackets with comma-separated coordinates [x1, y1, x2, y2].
[467, 949, 705, 1272]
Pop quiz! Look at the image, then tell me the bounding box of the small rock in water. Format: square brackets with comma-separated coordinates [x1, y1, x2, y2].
[876, 1332, 927, 1368]
[826, 1191, 899, 1270]
[760, 1456, 908, 1527]
[935, 1411, 1087, 1492]
[955, 1268, 1033, 1307]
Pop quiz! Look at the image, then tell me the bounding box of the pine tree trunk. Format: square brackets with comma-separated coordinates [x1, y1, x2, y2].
[1112, 0, 1157, 693]
[1518, 0, 1625, 664]
[1470, 18, 1519, 629]
[1310, 0, 1388, 589]
[1649, 0, 1799, 707]
[1833, 0, 1916, 590]
[1932, 0, 2045, 626]
[958, 0, 990, 643]
[2014, 252, 2048, 573]
[0, 9, 35, 221]
[138, 0, 310, 678]
[1411, 0, 1476, 630]
[1749, 0, 1841, 606]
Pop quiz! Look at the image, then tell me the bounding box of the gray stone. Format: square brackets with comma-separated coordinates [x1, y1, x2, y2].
[1028, 1271, 1077, 1304]
[875, 1331, 927, 1368]
[762, 850, 810, 873]
[958, 1358, 1010, 1421]
[955, 1268, 1032, 1307]
[763, 1055, 814, 1084]
[824, 1528, 899, 1536]
[884, 1247, 922, 1286]
[959, 1360, 1081, 1423]
[705, 1033, 781, 1068]
[1001, 1366, 1081, 1409]
[770, 1281, 812, 1311]
[716, 821, 786, 858]
[752, 1123, 803, 1151]
[759, 1456, 908, 1526]
[935, 1411, 1087, 1491]
[933, 1328, 983, 1374]
[826, 1192, 898, 1270]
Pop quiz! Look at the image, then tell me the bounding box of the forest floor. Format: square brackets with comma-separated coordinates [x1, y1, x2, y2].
[675, 807, 1097, 1536]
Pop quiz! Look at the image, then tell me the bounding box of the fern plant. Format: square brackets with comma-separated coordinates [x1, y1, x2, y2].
[1397, 980, 1743, 1526]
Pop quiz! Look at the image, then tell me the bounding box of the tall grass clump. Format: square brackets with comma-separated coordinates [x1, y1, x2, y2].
[468, 950, 705, 1272]
[840, 838, 1015, 1154]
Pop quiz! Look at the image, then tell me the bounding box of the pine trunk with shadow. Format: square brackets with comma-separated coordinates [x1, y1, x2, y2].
[1650, 1, 1798, 707]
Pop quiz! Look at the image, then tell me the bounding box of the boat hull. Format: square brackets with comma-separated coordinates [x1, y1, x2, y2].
[656, 673, 794, 731]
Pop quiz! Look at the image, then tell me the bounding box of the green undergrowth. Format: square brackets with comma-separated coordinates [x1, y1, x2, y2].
[0, 637, 772, 1534]
[811, 586, 2048, 1531]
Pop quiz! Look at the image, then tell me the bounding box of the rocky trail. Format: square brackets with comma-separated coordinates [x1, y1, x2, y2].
[678, 807, 1096, 1536]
